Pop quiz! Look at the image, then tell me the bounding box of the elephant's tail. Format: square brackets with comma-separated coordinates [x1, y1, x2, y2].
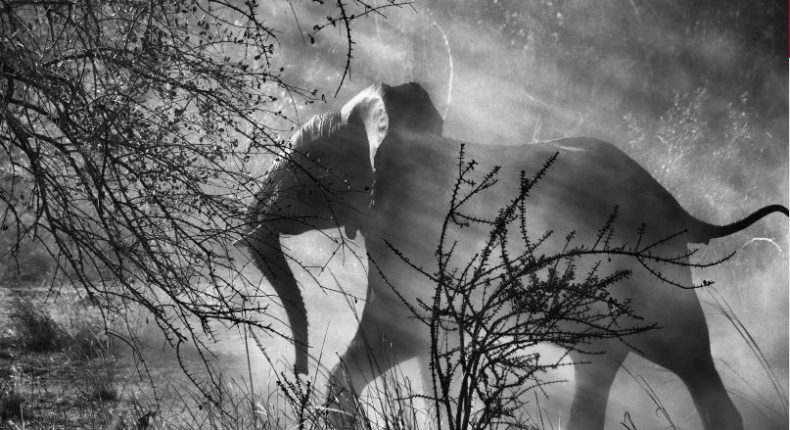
[694, 204, 788, 243]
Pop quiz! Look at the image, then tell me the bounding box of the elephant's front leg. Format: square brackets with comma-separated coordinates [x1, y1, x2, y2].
[326, 272, 425, 428]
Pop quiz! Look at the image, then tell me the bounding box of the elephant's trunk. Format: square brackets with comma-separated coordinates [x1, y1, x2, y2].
[248, 234, 309, 374]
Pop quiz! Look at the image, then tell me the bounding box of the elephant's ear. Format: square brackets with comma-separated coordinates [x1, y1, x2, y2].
[341, 83, 443, 170]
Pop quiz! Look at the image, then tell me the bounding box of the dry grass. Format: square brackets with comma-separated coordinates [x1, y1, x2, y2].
[0, 278, 785, 429]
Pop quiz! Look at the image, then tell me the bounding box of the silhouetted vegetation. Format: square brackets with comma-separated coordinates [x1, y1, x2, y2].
[0, 0, 785, 428]
[0, 0, 401, 384]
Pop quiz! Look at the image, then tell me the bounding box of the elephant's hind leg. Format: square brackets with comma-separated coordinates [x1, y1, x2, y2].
[566, 343, 628, 430]
[633, 278, 743, 429]
[646, 339, 743, 430]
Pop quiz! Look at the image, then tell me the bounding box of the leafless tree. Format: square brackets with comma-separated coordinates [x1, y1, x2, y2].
[391, 147, 724, 430]
[0, 0, 401, 387]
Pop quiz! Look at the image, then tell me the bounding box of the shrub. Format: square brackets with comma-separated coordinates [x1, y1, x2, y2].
[9, 298, 65, 353]
[0, 372, 23, 420]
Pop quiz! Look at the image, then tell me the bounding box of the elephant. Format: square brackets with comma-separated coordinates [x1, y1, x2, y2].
[238, 82, 788, 430]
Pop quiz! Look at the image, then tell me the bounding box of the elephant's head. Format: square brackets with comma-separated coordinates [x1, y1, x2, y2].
[240, 83, 443, 374]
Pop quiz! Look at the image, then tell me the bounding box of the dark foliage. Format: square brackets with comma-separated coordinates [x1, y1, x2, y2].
[0, 0, 402, 387]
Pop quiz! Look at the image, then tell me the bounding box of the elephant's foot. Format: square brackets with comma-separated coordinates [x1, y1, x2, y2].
[325, 375, 362, 429]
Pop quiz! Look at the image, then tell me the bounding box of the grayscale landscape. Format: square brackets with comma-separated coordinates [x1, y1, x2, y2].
[0, 1, 786, 429]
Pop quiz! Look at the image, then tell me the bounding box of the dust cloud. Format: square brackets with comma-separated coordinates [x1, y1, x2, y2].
[139, 2, 787, 429]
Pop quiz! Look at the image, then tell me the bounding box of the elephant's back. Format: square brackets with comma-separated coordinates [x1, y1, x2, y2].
[456, 137, 701, 244]
[372, 132, 703, 262]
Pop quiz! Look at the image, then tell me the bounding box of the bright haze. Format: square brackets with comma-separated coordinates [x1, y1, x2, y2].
[210, 2, 788, 429]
